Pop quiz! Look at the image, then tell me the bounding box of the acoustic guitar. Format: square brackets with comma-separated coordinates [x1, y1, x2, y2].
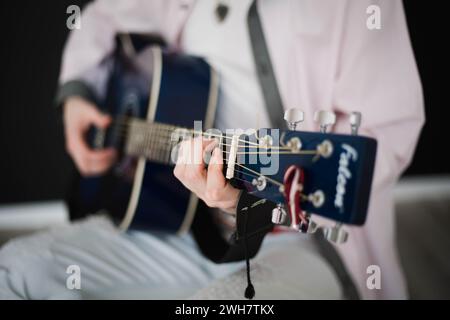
[71, 38, 377, 244]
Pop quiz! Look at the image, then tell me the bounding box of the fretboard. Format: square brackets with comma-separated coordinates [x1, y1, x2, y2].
[125, 119, 183, 165]
[123, 118, 244, 171]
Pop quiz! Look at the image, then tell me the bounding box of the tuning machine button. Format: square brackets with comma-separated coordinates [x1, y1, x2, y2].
[306, 219, 318, 234]
[324, 223, 348, 244]
[308, 190, 325, 208]
[284, 108, 304, 131]
[349, 111, 362, 135]
[252, 176, 267, 191]
[299, 213, 319, 234]
[314, 110, 336, 133]
[316, 139, 333, 158]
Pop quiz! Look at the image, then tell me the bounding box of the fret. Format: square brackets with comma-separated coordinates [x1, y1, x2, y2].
[157, 125, 167, 163]
[148, 123, 155, 161]
[125, 119, 186, 165]
[123, 118, 234, 168]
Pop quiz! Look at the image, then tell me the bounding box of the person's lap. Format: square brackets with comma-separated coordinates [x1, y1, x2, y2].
[0, 215, 341, 299]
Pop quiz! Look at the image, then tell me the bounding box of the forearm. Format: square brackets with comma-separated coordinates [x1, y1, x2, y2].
[55, 56, 114, 109]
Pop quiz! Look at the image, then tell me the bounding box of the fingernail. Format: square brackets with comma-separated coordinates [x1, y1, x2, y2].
[213, 147, 222, 159]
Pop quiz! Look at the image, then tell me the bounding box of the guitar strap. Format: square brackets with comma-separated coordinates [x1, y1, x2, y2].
[191, 191, 275, 265]
[247, 0, 285, 129]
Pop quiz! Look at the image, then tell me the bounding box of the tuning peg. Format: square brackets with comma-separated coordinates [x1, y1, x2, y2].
[324, 223, 348, 244]
[306, 219, 319, 233]
[271, 204, 288, 225]
[284, 108, 304, 131]
[314, 110, 336, 133]
[300, 212, 319, 234]
[349, 111, 362, 135]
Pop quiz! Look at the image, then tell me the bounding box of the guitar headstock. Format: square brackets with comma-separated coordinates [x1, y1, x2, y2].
[226, 110, 377, 244]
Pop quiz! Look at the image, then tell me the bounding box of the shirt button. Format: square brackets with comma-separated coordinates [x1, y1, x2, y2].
[179, 1, 190, 10]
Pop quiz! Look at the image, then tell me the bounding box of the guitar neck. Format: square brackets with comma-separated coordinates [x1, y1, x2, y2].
[124, 118, 225, 166]
[124, 118, 180, 165]
[110, 115, 378, 227]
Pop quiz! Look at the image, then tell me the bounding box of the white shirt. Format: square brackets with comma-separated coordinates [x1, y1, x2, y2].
[181, 0, 272, 132]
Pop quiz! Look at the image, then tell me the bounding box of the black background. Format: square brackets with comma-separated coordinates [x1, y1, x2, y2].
[0, 1, 447, 204]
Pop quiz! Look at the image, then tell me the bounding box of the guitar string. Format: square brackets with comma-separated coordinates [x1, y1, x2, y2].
[122, 126, 319, 186]
[117, 123, 319, 155]
[109, 118, 296, 150]
[129, 138, 318, 161]
[137, 136, 288, 187]
[145, 139, 317, 155]
[102, 120, 318, 197]
[122, 131, 321, 191]
[112, 126, 322, 181]
[99, 119, 317, 209]
[116, 127, 315, 201]
[234, 163, 283, 187]
[121, 128, 294, 151]
[231, 167, 309, 203]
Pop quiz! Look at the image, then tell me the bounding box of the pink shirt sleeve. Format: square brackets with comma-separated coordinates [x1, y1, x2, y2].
[59, 0, 184, 84]
[332, 0, 424, 190]
[330, 0, 424, 299]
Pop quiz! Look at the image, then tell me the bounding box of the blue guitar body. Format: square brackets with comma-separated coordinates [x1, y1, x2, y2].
[74, 45, 218, 232]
